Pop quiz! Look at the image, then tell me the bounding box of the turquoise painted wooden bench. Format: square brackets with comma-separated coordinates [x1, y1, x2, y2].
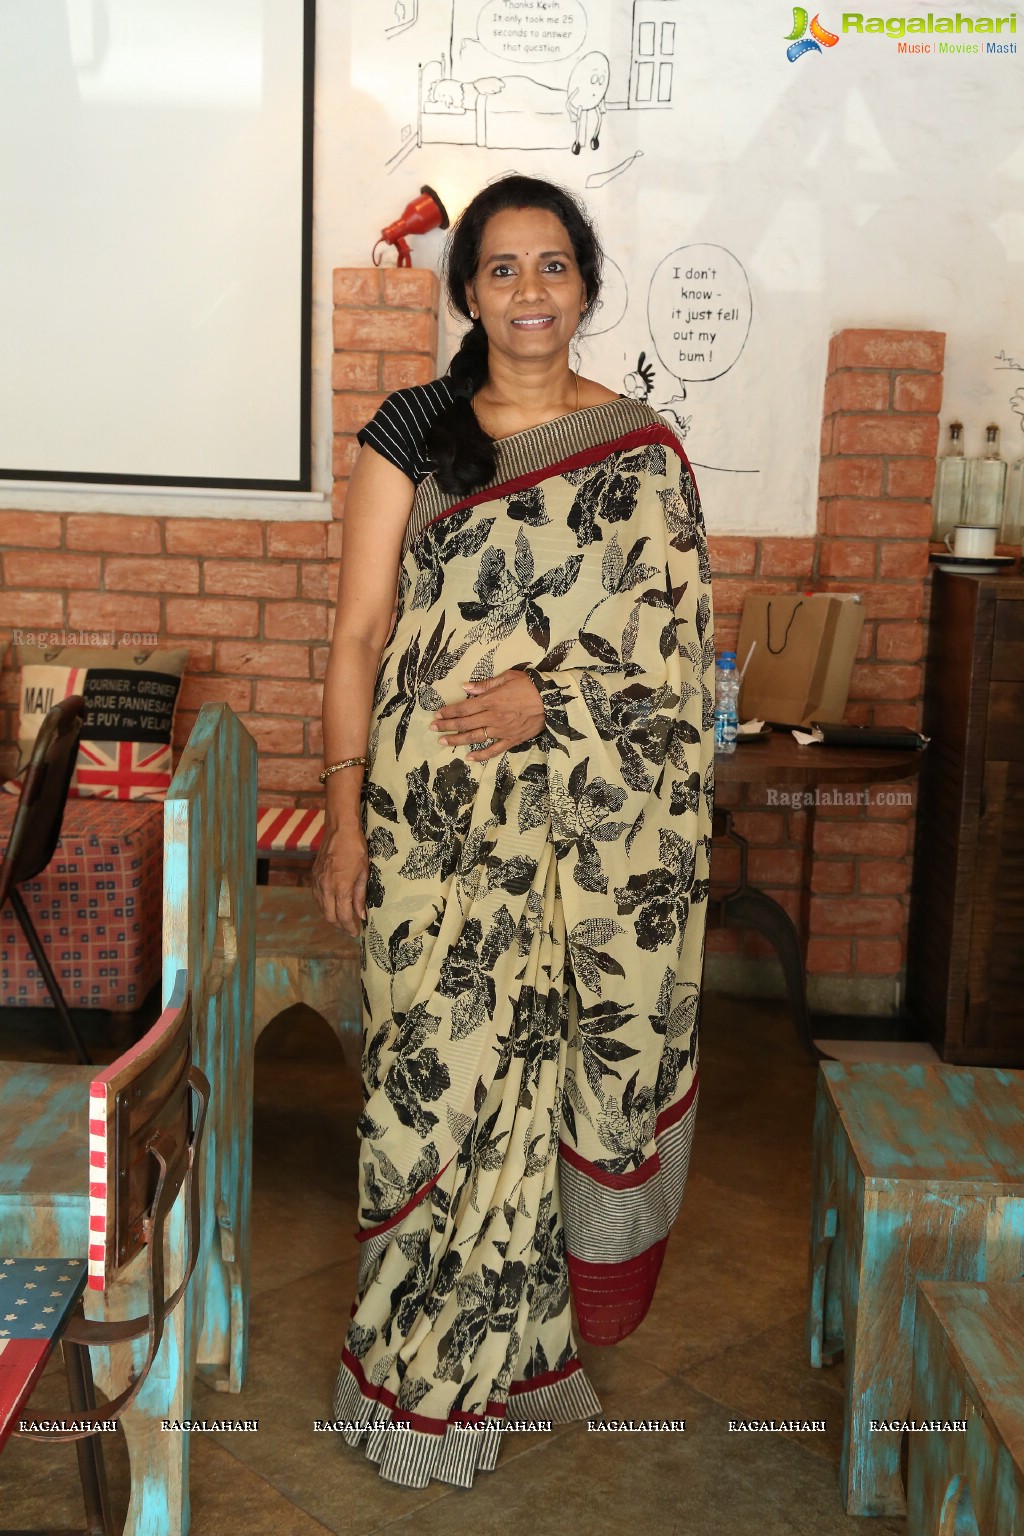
[907, 1282, 1024, 1535]
[1, 975, 208, 1535]
[806, 1062, 1024, 1516]
[254, 886, 360, 1069]
[250, 807, 359, 1063]
[0, 703, 255, 1535]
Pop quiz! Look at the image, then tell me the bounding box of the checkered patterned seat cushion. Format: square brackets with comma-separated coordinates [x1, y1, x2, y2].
[0, 798, 162, 1010]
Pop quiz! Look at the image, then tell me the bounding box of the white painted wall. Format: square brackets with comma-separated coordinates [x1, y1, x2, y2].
[12, 0, 1023, 529]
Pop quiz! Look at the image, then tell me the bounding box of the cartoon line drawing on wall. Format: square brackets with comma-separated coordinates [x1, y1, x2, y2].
[994, 349, 1024, 446]
[387, 0, 419, 40]
[642, 243, 760, 475]
[1011, 386, 1024, 437]
[624, 351, 656, 400]
[619, 350, 696, 440]
[567, 51, 609, 152]
[567, 251, 629, 378]
[586, 151, 644, 190]
[387, 0, 684, 169]
[588, 253, 629, 336]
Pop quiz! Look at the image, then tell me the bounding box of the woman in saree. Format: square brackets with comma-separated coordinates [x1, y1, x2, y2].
[313, 175, 714, 1489]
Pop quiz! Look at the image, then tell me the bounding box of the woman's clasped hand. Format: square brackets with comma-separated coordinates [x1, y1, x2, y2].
[431, 669, 545, 760]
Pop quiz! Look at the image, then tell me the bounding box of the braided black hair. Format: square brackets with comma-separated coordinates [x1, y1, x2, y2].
[427, 175, 604, 497]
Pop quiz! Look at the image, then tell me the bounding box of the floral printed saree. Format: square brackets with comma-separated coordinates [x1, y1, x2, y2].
[333, 397, 714, 1488]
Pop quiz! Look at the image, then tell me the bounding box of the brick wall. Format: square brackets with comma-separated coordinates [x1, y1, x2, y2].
[0, 513, 332, 794]
[0, 305, 942, 1010]
[331, 267, 440, 521]
[0, 268, 441, 806]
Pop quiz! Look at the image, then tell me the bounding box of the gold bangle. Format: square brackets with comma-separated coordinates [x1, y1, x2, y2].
[319, 756, 368, 784]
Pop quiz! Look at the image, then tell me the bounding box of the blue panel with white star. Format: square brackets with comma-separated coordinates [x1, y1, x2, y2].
[0, 1258, 86, 1339]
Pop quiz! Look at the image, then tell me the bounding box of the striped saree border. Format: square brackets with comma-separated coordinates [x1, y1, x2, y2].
[560, 1078, 700, 1343]
[559, 1073, 699, 1191]
[360, 1070, 696, 1256]
[332, 1349, 601, 1487]
[567, 1241, 670, 1345]
[402, 398, 689, 556]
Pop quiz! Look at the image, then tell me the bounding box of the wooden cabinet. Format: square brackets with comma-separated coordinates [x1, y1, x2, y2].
[907, 570, 1024, 1064]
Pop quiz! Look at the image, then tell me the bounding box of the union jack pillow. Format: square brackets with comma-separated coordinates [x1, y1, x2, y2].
[15, 646, 188, 801]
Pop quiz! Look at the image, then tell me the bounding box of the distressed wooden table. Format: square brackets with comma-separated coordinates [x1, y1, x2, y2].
[712, 737, 923, 1054]
[713, 734, 924, 789]
[907, 1280, 1024, 1536]
[806, 1061, 1024, 1517]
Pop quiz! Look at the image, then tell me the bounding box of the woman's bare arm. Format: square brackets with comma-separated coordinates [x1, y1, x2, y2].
[314, 444, 415, 933]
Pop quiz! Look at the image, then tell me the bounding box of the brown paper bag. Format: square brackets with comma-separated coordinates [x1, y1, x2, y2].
[736, 593, 864, 727]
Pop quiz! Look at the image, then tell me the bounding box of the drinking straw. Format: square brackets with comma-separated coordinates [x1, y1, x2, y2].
[739, 641, 757, 684]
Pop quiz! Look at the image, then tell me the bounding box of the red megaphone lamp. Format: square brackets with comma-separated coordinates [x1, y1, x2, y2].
[374, 185, 450, 268]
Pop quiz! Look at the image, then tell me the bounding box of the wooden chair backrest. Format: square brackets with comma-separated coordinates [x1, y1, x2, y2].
[87, 970, 198, 1289]
[161, 701, 256, 1392]
[162, 702, 255, 1028]
[0, 695, 84, 905]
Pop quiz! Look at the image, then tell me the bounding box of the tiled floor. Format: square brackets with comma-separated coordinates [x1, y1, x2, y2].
[1, 995, 913, 1534]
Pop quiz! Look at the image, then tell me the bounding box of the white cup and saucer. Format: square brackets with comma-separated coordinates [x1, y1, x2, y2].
[946, 525, 996, 558]
[931, 524, 1015, 574]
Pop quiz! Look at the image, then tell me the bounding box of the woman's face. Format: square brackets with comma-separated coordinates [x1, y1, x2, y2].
[466, 206, 587, 368]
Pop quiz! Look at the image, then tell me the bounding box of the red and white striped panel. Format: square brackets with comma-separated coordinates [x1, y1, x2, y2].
[87, 1082, 108, 1291]
[85, 982, 189, 1293]
[256, 804, 324, 855]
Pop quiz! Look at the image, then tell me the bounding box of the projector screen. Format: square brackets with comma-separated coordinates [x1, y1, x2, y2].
[0, 0, 313, 491]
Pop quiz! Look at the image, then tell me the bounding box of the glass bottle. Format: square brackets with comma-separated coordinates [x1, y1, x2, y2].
[1001, 447, 1024, 547]
[965, 424, 1006, 529]
[931, 421, 968, 541]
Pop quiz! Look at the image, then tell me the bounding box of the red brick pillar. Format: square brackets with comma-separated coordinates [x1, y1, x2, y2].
[809, 327, 944, 993]
[330, 267, 440, 563]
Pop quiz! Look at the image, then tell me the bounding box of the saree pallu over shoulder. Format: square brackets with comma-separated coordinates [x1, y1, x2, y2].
[336, 398, 713, 1485]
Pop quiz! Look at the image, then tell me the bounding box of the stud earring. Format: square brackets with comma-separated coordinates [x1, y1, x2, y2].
[469, 309, 477, 320]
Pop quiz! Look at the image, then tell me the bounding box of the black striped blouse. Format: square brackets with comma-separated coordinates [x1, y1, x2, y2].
[356, 379, 456, 486]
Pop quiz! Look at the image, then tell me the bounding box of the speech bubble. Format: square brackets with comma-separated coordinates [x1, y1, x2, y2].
[586, 254, 627, 336]
[477, 0, 587, 64]
[648, 244, 752, 385]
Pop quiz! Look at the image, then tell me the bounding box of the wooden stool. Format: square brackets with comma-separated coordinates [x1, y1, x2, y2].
[254, 887, 361, 1069]
[806, 1062, 1024, 1516]
[907, 1282, 1024, 1535]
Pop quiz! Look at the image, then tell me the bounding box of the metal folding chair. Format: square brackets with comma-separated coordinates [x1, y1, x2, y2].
[0, 696, 87, 1061]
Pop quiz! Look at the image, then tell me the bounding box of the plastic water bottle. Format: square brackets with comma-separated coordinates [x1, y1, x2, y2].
[714, 651, 739, 755]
